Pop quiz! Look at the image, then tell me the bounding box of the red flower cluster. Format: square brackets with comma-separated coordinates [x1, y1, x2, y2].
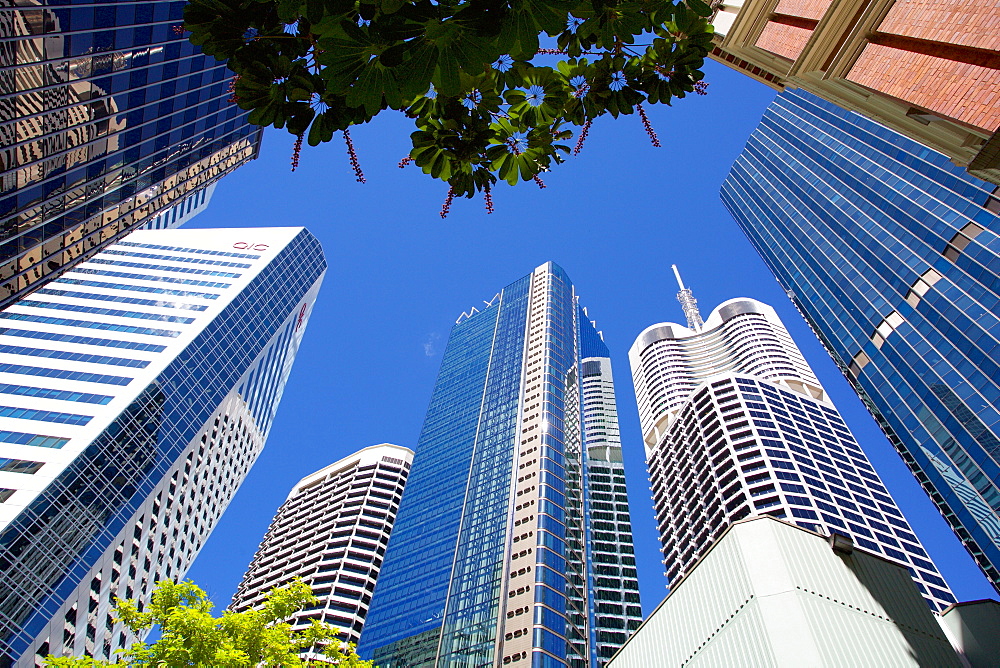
[573, 120, 592, 156]
[440, 187, 455, 219]
[484, 184, 494, 214]
[291, 134, 303, 172]
[637, 104, 661, 147]
[227, 76, 240, 104]
[344, 129, 366, 183]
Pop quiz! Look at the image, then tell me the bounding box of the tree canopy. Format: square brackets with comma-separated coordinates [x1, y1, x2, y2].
[44, 579, 372, 667]
[183, 0, 715, 202]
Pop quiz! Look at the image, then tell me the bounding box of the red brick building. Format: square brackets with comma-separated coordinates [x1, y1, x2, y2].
[710, 0, 1000, 185]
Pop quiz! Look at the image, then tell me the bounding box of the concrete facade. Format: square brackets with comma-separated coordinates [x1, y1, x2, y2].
[231, 444, 413, 647]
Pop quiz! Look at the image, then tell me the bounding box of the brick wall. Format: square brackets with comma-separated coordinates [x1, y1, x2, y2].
[876, 0, 1000, 52]
[755, 22, 814, 61]
[773, 0, 832, 21]
[847, 43, 1000, 132]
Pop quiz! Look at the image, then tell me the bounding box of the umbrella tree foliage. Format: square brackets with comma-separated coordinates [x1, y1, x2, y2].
[184, 0, 715, 199]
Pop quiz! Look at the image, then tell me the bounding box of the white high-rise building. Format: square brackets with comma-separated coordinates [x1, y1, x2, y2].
[231, 444, 413, 647]
[138, 184, 217, 231]
[628, 271, 955, 611]
[577, 357, 643, 663]
[0, 227, 326, 665]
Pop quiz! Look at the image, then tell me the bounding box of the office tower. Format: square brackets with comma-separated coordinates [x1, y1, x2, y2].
[231, 444, 413, 648]
[707, 0, 999, 186]
[0, 226, 325, 666]
[1, 0, 262, 307]
[358, 262, 643, 668]
[720, 89, 1000, 593]
[607, 516, 967, 668]
[576, 357, 642, 663]
[629, 272, 954, 611]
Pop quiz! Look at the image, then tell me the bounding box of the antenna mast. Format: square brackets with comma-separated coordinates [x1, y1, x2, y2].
[672, 265, 704, 332]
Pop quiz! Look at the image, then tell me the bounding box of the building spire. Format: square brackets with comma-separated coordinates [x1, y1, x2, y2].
[672, 264, 704, 331]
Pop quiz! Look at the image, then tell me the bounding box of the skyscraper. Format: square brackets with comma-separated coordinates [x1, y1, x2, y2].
[1, 0, 262, 307]
[721, 88, 1000, 593]
[358, 262, 642, 668]
[575, 357, 642, 663]
[231, 444, 413, 648]
[629, 271, 954, 611]
[0, 226, 325, 666]
[707, 0, 1000, 186]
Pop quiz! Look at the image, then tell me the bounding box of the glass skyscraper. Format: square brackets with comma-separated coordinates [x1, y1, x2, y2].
[1, 0, 261, 307]
[721, 88, 1000, 592]
[0, 226, 325, 665]
[629, 285, 954, 611]
[358, 262, 642, 667]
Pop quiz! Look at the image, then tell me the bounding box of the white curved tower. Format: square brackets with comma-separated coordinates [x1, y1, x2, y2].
[231, 444, 413, 648]
[630, 291, 955, 612]
[630, 298, 822, 451]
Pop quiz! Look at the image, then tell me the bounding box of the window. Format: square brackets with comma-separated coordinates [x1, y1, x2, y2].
[55, 278, 219, 301]
[17, 300, 195, 325]
[0, 383, 112, 405]
[71, 267, 231, 290]
[0, 406, 91, 426]
[0, 457, 44, 474]
[87, 258, 241, 279]
[0, 344, 149, 369]
[117, 241, 261, 260]
[0, 313, 180, 338]
[0, 327, 166, 352]
[943, 222, 985, 262]
[103, 249, 251, 269]
[35, 288, 208, 312]
[0, 362, 132, 386]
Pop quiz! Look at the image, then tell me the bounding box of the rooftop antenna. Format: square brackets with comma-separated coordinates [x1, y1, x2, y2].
[672, 264, 704, 332]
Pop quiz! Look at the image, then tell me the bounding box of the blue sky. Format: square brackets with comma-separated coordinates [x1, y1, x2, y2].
[184, 58, 997, 617]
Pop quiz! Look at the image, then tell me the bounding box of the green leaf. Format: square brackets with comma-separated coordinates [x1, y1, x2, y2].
[686, 0, 714, 18]
[186, 0, 716, 194]
[347, 62, 400, 113]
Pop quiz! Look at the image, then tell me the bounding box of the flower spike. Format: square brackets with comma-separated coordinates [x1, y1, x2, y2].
[637, 104, 661, 148]
[343, 129, 366, 183]
[440, 187, 455, 219]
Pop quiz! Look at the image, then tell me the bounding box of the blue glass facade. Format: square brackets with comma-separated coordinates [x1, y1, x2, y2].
[359, 263, 640, 667]
[0, 0, 262, 306]
[0, 230, 325, 664]
[721, 89, 1000, 590]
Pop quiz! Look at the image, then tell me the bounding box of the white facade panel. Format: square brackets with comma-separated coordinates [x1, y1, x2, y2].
[606, 517, 962, 668]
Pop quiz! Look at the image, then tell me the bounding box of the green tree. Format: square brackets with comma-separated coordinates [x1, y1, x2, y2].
[183, 0, 715, 203]
[44, 579, 372, 667]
